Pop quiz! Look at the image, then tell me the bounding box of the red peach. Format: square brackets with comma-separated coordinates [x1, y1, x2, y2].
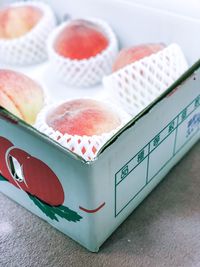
[0, 70, 44, 124]
[46, 99, 121, 136]
[112, 43, 165, 72]
[0, 5, 42, 39]
[54, 19, 109, 60]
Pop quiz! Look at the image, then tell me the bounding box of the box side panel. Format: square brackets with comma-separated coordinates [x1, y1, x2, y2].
[0, 120, 99, 251]
[89, 67, 200, 248]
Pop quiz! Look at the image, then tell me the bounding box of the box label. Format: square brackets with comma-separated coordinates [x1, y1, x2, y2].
[115, 95, 200, 217]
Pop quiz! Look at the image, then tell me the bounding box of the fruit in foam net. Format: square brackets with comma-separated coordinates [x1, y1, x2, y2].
[46, 99, 121, 136]
[54, 19, 109, 60]
[0, 70, 44, 125]
[0, 5, 43, 39]
[112, 43, 165, 72]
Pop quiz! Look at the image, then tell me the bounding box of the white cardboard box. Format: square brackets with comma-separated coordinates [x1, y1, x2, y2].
[0, 0, 200, 252]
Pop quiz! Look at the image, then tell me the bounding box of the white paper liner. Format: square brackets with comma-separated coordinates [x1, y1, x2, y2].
[35, 99, 131, 161]
[103, 43, 189, 116]
[0, 1, 56, 66]
[47, 18, 119, 87]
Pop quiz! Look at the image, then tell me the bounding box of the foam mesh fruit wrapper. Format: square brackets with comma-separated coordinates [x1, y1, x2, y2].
[0, 1, 56, 66]
[47, 18, 119, 87]
[35, 99, 131, 161]
[103, 43, 189, 116]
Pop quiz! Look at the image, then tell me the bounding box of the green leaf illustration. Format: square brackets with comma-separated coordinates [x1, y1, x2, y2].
[0, 175, 83, 223]
[29, 195, 59, 221]
[0, 175, 7, 182]
[28, 194, 82, 223]
[53, 205, 82, 222]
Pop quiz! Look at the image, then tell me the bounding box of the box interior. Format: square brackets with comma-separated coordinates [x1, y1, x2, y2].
[124, 0, 200, 20]
[0, 0, 200, 162]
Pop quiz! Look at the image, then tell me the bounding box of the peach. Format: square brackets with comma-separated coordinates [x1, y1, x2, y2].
[54, 19, 109, 60]
[112, 43, 165, 72]
[0, 70, 44, 124]
[0, 90, 22, 119]
[46, 99, 121, 136]
[0, 5, 43, 39]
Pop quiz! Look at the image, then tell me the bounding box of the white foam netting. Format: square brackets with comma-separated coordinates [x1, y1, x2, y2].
[0, 1, 56, 66]
[103, 43, 189, 116]
[47, 18, 119, 87]
[35, 99, 130, 161]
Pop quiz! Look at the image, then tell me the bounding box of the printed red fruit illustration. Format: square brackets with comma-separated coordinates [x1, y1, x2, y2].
[0, 136, 15, 185]
[0, 138, 82, 222]
[6, 147, 64, 206]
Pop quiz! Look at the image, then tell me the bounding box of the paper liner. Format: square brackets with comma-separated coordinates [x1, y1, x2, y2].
[0, 1, 56, 66]
[47, 18, 119, 87]
[103, 43, 189, 116]
[35, 99, 130, 161]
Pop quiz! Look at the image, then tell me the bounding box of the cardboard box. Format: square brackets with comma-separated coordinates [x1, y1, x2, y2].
[0, 0, 200, 252]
